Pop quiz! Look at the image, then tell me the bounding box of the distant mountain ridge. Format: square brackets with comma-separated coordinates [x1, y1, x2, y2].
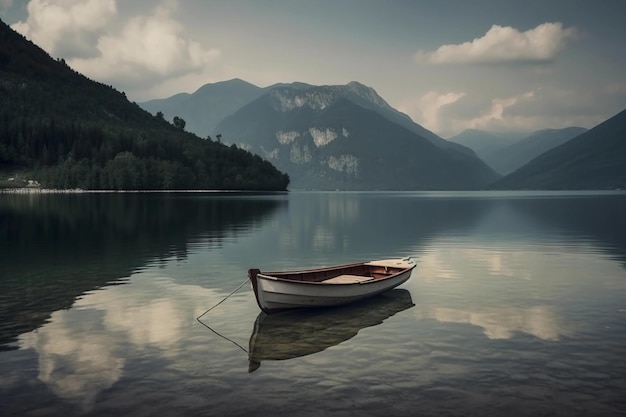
[449, 127, 588, 176]
[492, 109, 626, 189]
[139, 78, 265, 138]
[486, 127, 587, 175]
[447, 129, 522, 160]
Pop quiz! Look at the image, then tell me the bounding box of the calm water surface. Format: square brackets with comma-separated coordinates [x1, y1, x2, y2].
[1, 191, 626, 416]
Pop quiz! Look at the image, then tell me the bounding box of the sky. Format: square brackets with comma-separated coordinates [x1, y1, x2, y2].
[2, 0, 626, 137]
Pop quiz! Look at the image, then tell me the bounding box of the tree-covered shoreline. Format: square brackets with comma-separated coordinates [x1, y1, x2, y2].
[0, 114, 290, 190]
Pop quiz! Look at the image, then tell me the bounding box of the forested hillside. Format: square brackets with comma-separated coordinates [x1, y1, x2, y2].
[0, 19, 289, 191]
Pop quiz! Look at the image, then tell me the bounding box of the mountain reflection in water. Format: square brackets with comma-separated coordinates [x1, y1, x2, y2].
[247, 289, 414, 372]
[0, 192, 284, 349]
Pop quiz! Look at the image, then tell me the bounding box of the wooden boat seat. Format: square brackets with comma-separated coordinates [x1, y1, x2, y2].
[365, 259, 411, 268]
[323, 274, 374, 284]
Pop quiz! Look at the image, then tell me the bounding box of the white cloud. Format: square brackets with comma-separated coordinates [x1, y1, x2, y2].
[398, 91, 465, 133]
[416, 22, 576, 65]
[460, 91, 535, 130]
[11, 0, 220, 97]
[11, 0, 117, 58]
[399, 90, 540, 136]
[69, 1, 220, 89]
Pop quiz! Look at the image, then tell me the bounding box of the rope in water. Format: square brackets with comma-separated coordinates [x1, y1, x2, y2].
[196, 277, 249, 320]
[196, 277, 250, 353]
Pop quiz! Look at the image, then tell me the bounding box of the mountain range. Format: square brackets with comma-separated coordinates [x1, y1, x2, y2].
[142, 80, 498, 190]
[141, 78, 626, 190]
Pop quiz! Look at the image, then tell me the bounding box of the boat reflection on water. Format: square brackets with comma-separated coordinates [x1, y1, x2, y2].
[247, 289, 414, 372]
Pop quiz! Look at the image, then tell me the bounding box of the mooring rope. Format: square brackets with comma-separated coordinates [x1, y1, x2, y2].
[196, 277, 250, 353]
[196, 277, 249, 320]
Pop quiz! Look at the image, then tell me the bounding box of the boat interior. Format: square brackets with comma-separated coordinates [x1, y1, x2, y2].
[267, 262, 407, 284]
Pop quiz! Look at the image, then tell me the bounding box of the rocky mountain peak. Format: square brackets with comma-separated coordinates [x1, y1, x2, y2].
[268, 81, 390, 113]
[344, 81, 389, 108]
[269, 87, 335, 111]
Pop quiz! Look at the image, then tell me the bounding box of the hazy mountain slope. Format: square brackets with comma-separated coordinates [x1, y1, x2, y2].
[217, 86, 498, 190]
[286, 81, 474, 155]
[290, 81, 446, 143]
[324, 82, 475, 155]
[138, 78, 264, 137]
[485, 127, 587, 175]
[491, 109, 626, 189]
[447, 129, 520, 159]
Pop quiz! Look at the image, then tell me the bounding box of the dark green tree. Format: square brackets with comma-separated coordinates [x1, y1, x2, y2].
[173, 116, 186, 131]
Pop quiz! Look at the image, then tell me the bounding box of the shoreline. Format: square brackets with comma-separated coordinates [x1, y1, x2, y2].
[0, 187, 90, 194]
[0, 187, 289, 194]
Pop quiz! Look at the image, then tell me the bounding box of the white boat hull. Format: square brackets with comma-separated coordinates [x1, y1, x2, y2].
[249, 258, 416, 313]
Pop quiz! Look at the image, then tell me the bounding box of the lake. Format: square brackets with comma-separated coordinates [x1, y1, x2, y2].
[1, 190, 626, 417]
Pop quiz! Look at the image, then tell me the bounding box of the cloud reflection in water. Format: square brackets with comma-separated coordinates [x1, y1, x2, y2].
[417, 306, 562, 341]
[18, 273, 235, 410]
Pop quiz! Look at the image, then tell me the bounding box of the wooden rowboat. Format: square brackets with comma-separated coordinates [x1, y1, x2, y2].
[248, 257, 416, 314]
